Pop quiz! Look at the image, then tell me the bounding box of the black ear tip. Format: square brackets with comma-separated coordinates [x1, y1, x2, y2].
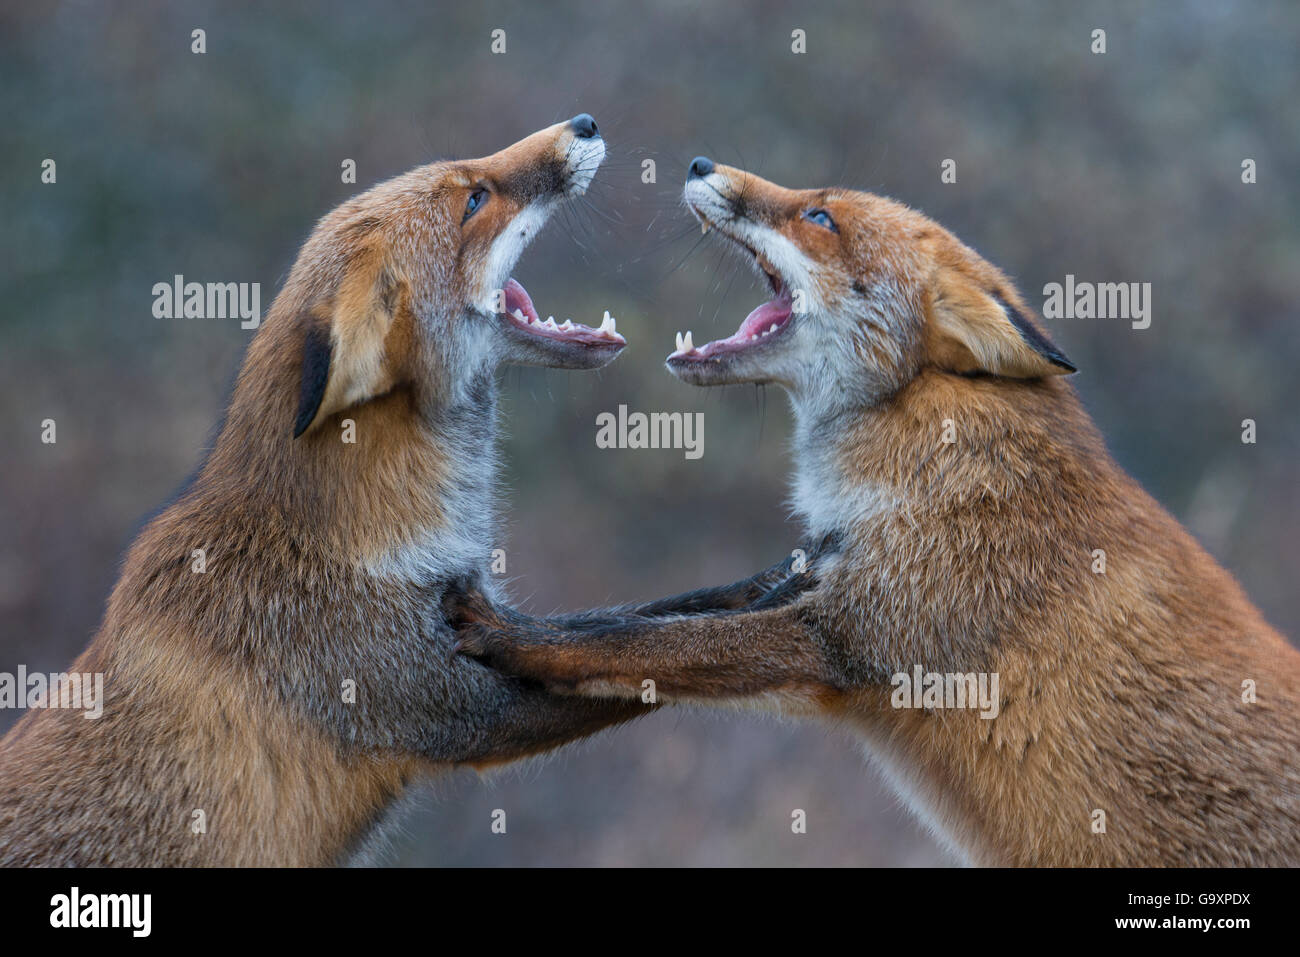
[994, 292, 1077, 375]
[294, 323, 333, 438]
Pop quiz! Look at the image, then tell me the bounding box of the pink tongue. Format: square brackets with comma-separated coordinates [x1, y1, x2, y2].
[503, 278, 539, 322]
[732, 298, 793, 341]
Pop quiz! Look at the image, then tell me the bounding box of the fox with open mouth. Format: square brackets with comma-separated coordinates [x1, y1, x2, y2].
[452, 157, 1300, 867]
[0, 115, 689, 867]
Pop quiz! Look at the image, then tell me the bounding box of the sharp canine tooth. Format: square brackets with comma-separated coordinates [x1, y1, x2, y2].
[675, 331, 684, 352]
[544, 316, 557, 329]
[599, 310, 613, 333]
[560, 319, 573, 331]
[683, 331, 694, 352]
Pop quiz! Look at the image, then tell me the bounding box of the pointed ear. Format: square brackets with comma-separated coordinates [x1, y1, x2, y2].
[293, 243, 406, 438]
[928, 267, 1076, 378]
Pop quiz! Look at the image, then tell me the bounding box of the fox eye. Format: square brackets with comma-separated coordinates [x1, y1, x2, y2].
[803, 207, 837, 232]
[463, 187, 489, 223]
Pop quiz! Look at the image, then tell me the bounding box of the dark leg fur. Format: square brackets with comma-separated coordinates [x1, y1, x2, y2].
[445, 535, 843, 701]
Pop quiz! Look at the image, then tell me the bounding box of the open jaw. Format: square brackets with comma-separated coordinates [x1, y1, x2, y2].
[499, 278, 625, 348]
[667, 222, 794, 364]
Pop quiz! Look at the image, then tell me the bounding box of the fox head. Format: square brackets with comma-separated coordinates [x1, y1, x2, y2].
[670, 158, 1074, 408]
[247, 114, 623, 440]
[192, 117, 625, 562]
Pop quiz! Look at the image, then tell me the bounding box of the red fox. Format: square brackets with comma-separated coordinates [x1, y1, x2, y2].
[0, 115, 677, 867]
[451, 158, 1300, 866]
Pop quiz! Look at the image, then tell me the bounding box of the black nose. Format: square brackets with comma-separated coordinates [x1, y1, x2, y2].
[688, 156, 715, 179]
[569, 114, 599, 139]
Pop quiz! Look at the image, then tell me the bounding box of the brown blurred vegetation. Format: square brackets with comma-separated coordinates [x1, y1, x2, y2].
[1, 0, 1296, 865]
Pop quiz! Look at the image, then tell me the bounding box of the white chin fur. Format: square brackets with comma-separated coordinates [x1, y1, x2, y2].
[474, 138, 605, 312]
[476, 203, 552, 313]
[566, 136, 605, 195]
[683, 177, 818, 314]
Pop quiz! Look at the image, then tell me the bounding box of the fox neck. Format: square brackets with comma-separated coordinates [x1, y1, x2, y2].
[788, 394, 898, 540]
[204, 348, 502, 586]
[383, 367, 503, 584]
[788, 370, 1096, 539]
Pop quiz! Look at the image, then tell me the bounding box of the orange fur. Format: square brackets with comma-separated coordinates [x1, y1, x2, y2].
[455, 162, 1300, 866]
[0, 117, 643, 866]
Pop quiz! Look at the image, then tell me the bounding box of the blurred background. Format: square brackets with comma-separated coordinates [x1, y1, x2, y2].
[2, 0, 1296, 865]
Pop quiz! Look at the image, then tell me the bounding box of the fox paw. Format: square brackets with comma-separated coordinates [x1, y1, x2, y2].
[441, 576, 502, 630]
[749, 564, 820, 610]
[441, 577, 512, 663]
[453, 625, 565, 687]
[448, 619, 517, 672]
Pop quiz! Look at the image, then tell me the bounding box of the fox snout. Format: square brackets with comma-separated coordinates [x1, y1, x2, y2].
[671, 158, 844, 391]
[460, 113, 625, 372]
[670, 159, 1074, 404]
